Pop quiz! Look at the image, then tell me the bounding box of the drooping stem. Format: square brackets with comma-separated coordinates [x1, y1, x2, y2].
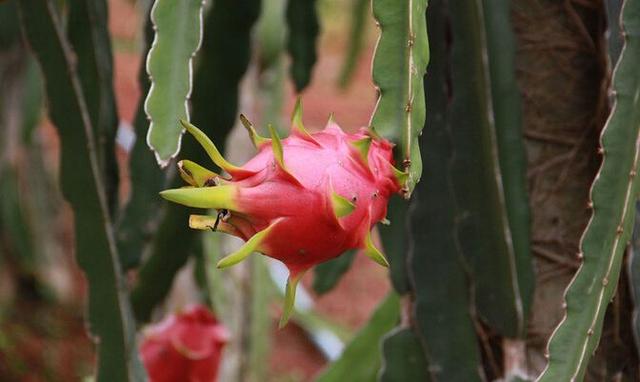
[369, 0, 429, 195]
[18, 0, 144, 379]
[539, 0, 640, 379]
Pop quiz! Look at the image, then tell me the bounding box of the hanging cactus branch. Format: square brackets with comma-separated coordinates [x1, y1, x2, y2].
[399, 0, 485, 378]
[144, 0, 205, 167]
[539, 0, 640, 379]
[285, 0, 319, 92]
[448, 0, 533, 339]
[17, 0, 145, 379]
[370, 0, 429, 195]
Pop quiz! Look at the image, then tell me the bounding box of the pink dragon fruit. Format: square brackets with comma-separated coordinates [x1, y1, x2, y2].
[140, 304, 229, 382]
[160, 99, 406, 326]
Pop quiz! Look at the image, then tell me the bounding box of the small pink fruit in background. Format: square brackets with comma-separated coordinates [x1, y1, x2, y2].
[160, 99, 406, 326]
[140, 305, 229, 382]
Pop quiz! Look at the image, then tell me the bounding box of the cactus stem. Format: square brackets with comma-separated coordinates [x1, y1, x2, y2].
[366, 125, 383, 141]
[391, 165, 409, 186]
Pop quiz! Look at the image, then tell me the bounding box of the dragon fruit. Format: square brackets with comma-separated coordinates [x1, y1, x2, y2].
[140, 304, 229, 382]
[160, 99, 406, 326]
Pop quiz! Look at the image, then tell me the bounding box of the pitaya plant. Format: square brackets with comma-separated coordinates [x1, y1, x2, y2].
[160, 99, 406, 325]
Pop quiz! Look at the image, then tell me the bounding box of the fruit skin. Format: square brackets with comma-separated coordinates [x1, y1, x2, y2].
[233, 123, 397, 269]
[160, 100, 405, 326]
[140, 304, 229, 382]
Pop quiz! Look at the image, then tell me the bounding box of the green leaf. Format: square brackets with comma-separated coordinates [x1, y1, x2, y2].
[316, 293, 400, 382]
[449, 0, 533, 338]
[338, 0, 369, 89]
[18, 1, 145, 380]
[67, 0, 119, 215]
[403, 0, 484, 379]
[369, 0, 428, 194]
[312, 249, 356, 295]
[145, 0, 205, 166]
[539, 0, 640, 379]
[286, 0, 319, 92]
[131, 0, 261, 323]
[378, 327, 431, 382]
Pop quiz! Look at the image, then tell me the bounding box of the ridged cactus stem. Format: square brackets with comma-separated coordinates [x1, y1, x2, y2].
[370, 0, 429, 195]
[144, 0, 205, 166]
[539, 0, 640, 379]
[18, 0, 144, 379]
